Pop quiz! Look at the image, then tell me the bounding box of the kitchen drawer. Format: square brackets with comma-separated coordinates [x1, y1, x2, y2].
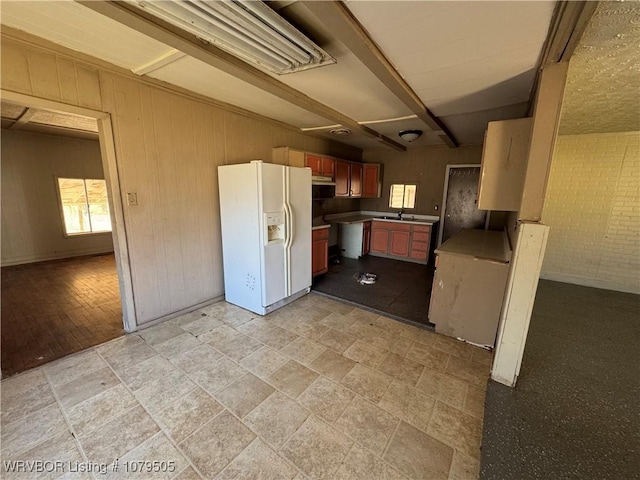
[312, 228, 329, 240]
[412, 225, 430, 233]
[410, 250, 427, 260]
[411, 241, 429, 252]
[412, 232, 429, 242]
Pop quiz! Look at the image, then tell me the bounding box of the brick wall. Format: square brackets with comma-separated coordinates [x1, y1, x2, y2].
[541, 132, 640, 293]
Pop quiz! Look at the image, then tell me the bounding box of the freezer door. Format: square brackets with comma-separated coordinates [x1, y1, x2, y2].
[286, 166, 312, 295]
[259, 163, 287, 307]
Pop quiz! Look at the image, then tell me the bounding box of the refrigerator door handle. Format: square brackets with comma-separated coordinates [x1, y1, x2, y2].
[283, 168, 292, 296]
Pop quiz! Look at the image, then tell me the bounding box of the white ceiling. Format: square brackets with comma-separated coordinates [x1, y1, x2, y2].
[559, 1, 640, 135]
[0, 0, 558, 150]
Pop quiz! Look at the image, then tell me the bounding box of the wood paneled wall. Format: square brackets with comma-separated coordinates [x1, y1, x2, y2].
[1, 31, 361, 325]
[360, 145, 483, 214]
[1, 130, 114, 266]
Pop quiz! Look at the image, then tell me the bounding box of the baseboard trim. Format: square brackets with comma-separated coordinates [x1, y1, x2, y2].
[1, 248, 115, 267]
[131, 295, 226, 333]
[540, 271, 639, 295]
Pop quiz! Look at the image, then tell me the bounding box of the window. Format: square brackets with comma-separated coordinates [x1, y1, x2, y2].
[57, 178, 112, 235]
[389, 184, 417, 209]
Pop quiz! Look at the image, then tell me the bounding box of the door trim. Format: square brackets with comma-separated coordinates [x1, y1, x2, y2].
[437, 164, 482, 247]
[1, 89, 138, 332]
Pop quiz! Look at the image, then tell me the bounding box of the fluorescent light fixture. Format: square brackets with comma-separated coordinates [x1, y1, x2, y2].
[129, 0, 336, 74]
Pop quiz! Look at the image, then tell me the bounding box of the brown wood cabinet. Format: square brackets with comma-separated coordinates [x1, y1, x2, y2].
[305, 153, 335, 178]
[312, 227, 329, 277]
[390, 229, 410, 257]
[370, 220, 432, 264]
[350, 163, 363, 197]
[335, 160, 351, 197]
[362, 221, 371, 256]
[362, 164, 381, 198]
[371, 223, 389, 254]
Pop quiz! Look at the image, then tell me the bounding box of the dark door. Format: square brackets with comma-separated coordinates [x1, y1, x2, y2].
[441, 166, 486, 244]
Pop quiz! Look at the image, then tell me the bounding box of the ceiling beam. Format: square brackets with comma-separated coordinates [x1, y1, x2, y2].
[9, 107, 36, 129]
[78, 1, 406, 152]
[301, 1, 459, 148]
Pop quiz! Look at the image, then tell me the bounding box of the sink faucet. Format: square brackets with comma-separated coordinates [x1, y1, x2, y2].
[397, 209, 404, 220]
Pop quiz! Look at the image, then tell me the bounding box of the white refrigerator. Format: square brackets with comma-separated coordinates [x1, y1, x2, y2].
[218, 161, 312, 315]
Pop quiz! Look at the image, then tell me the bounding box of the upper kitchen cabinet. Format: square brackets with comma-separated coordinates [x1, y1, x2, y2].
[335, 160, 351, 197]
[362, 164, 381, 198]
[351, 163, 363, 197]
[305, 153, 335, 178]
[477, 117, 533, 211]
[272, 147, 334, 179]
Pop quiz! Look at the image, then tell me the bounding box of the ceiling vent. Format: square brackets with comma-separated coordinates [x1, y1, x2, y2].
[329, 128, 351, 136]
[130, 0, 336, 75]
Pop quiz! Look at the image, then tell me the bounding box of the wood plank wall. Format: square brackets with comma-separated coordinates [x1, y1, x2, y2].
[1, 32, 361, 325]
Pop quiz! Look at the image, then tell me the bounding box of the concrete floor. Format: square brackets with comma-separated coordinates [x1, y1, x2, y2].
[481, 280, 640, 479]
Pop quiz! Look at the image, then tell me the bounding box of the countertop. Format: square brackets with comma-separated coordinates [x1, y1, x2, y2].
[311, 224, 331, 230]
[435, 228, 511, 263]
[328, 214, 438, 226]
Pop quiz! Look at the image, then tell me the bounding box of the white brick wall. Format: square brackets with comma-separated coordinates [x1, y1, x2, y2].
[541, 132, 640, 293]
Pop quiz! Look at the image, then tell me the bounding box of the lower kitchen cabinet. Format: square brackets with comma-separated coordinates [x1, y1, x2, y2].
[370, 220, 434, 264]
[312, 227, 329, 276]
[389, 229, 410, 257]
[362, 221, 371, 256]
[371, 225, 389, 254]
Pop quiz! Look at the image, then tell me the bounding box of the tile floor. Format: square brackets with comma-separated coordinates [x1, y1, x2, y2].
[0, 293, 490, 479]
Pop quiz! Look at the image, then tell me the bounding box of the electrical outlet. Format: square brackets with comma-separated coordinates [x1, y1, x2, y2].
[434, 204, 439, 211]
[127, 192, 138, 206]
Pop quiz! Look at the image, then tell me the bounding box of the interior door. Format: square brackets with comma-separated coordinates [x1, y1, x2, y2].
[440, 166, 486, 245]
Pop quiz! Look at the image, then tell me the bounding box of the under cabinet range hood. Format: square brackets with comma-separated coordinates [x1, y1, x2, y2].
[128, 0, 336, 74]
[312, 176, 335, 199]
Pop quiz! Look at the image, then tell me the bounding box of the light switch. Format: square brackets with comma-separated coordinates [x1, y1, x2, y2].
[127, 192, 138, 206]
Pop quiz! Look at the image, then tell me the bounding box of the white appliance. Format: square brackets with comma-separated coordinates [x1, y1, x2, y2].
[218, 161, 312, 315]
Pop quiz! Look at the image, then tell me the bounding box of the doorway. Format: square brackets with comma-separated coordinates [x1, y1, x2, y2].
[0, 91, 135, 376]
[438, 165, 487, 246]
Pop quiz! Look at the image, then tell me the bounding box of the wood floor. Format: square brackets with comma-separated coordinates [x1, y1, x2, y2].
[1, 254, 123, 377]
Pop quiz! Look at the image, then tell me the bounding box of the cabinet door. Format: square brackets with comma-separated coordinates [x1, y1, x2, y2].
[390, 231, 410, 257]
[350, 163, 363, 197]
[362, 222, 371, 256]
[335, 160, 351, 197]
[321, 157, 335, 178]
[305, 154, 322, 176]
[312, 238, 328, 276]
[370, 228, 389, 254]
[362, 164, 380, 198]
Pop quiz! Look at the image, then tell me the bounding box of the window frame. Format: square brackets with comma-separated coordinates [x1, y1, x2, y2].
[389, 183, 417, 209]
[55, 175, 113, 238]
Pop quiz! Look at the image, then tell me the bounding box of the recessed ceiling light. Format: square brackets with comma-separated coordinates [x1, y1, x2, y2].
[329, 128, 351, 136]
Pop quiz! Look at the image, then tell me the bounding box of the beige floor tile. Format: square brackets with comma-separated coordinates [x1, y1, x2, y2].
[1, 403, 67, 459]
[445, 357, 489, 391]
[105, 432, 189, 480]
[381, 336, 414, 357]
[65, 384, 137, 435]
[287, 319, 329, 341]
[463, 386, 486, 421]
[297, 377, 355, 423]
[433, 335, 475, 360]
[315, 298, 354, 316]
[214, 373, 274, 418]
[334, 397, 398, 455]
[368, 315, 407, 335]
[154, 388, 223, 443]
[241, 323, 299, 350]
[377, 353, 424, 387]
[343, 340, 388, 368]
[347, 308, 379, 323]
[340, 364, 392, 403]
[280, 337, 326, 365]
[1, 376, 57, 424]
[400, 326, 437, 347]
[217, 438, 297, 480]
[197, 325, 240, 345]
[449, 450, 480, 480]
[310, 350, 356, 382]
[139, 322, 184, 346]
[415, 370, 468, 410]
[179, 410, 255, 479]
[172, 310, 206, 327]
[215, 333, 263, 362]
[239, 346, 289, 378]
[319, 312, 358, 331]
[78, 405, 159, 466]
[97, 335, 157, 374]
[281, 416, 353, 479]
[243, 391, 309, 448]
[334, 444, 408, 480]
[120, 356, 197, 413]
[172, 345, 246, 394]
[172, 467, 201, 480]
[383, 421, 453, 480]
[345, 321, 386, 343]
[221, 310, 255, 328]
[267, 360, 318, 398]
[470, 348, 493, 368]
[152, 332, 201, 359]
[427, 402, 483, 459]
[405, 343, 450, 371]
[56, 366, 120, 409]
[179, 315, 224, 337]
[44, 350, 107, 387]
[316, 328, 357, 354]
[378, 381, 436, 432]
[2, 431, 84, 480]
[0, 369, 48, 398]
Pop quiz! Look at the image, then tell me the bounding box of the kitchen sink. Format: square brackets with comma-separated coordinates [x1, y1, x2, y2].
[378, 216, 416, 221]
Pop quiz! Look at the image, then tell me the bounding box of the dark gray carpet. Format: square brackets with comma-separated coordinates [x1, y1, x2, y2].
[312, 255, 434, 326]
[481, 280, 640, 480]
